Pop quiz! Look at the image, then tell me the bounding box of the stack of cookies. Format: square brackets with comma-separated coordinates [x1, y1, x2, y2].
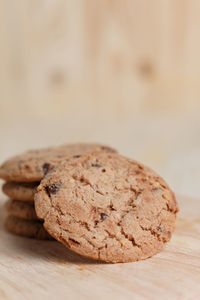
[0, 143, 178, 263]
[0, 144, 115, 240]
[3, 180, 53, 240]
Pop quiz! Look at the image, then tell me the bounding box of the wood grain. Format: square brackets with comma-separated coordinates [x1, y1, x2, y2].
[0, 192, 199, 300]
[0, 1, 200, 198]
[1, 0, 200, 122]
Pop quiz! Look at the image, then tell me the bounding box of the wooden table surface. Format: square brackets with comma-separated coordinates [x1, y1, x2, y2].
[0, 192, 199, 300]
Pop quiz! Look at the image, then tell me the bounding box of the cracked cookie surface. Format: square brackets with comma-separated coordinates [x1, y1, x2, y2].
[0, 143, 116, 182]
[5, 199, 38, 220]
[35, 152, 178, 263]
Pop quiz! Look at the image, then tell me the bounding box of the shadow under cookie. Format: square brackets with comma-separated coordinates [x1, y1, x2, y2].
[4, 215, 53, 240]
[5, 199, 38, 220]
[3, 182, 38, 202]
[4, 217, 104, 265]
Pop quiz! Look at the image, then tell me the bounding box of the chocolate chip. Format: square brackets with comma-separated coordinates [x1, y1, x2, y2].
[45, 183, 62, 196]
[109, 204, 115, 211]
[91, 163, 102, 168]
[100, 213, 108, 222]
[100, 146, 115, 153]
[135, 170, 141, 175]
[102, 168, 106, 172]
[73, 155, 81, 158]
[25, 164, 30, 169]
[42, 163, 51, 175]
[18, 160, 24, 166]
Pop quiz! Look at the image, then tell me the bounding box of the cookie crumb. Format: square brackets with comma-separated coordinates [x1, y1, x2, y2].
[162, 194, 170, 201]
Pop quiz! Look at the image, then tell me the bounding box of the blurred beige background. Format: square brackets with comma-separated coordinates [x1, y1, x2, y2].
[0, 0, 200, 197]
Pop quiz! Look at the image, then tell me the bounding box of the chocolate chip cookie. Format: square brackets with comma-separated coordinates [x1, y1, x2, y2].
[0, 143, 116, 182]
[5, 215, 54, 240]
[3, 182, 38, 202]
[35, 152, 178, 263]
[5, 199, 38, 220]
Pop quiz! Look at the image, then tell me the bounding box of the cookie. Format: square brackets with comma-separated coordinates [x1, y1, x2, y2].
[5, 199, 37, 220]
[4, 215, 54, 240]
[35, 152, 178, 263]
[0, 143, 116, 182]
[3, 182, 38, 202]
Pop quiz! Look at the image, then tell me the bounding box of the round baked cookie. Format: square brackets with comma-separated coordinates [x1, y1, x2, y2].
[35, 152, 178, 263]
[3, 182, 38, 202]
[4, 215, 54, 240]
[0, 143, 116, 182]
[5, 199, 37, 220]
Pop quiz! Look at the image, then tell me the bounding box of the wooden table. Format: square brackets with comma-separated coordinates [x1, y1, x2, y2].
[0, 193, 199, 300]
